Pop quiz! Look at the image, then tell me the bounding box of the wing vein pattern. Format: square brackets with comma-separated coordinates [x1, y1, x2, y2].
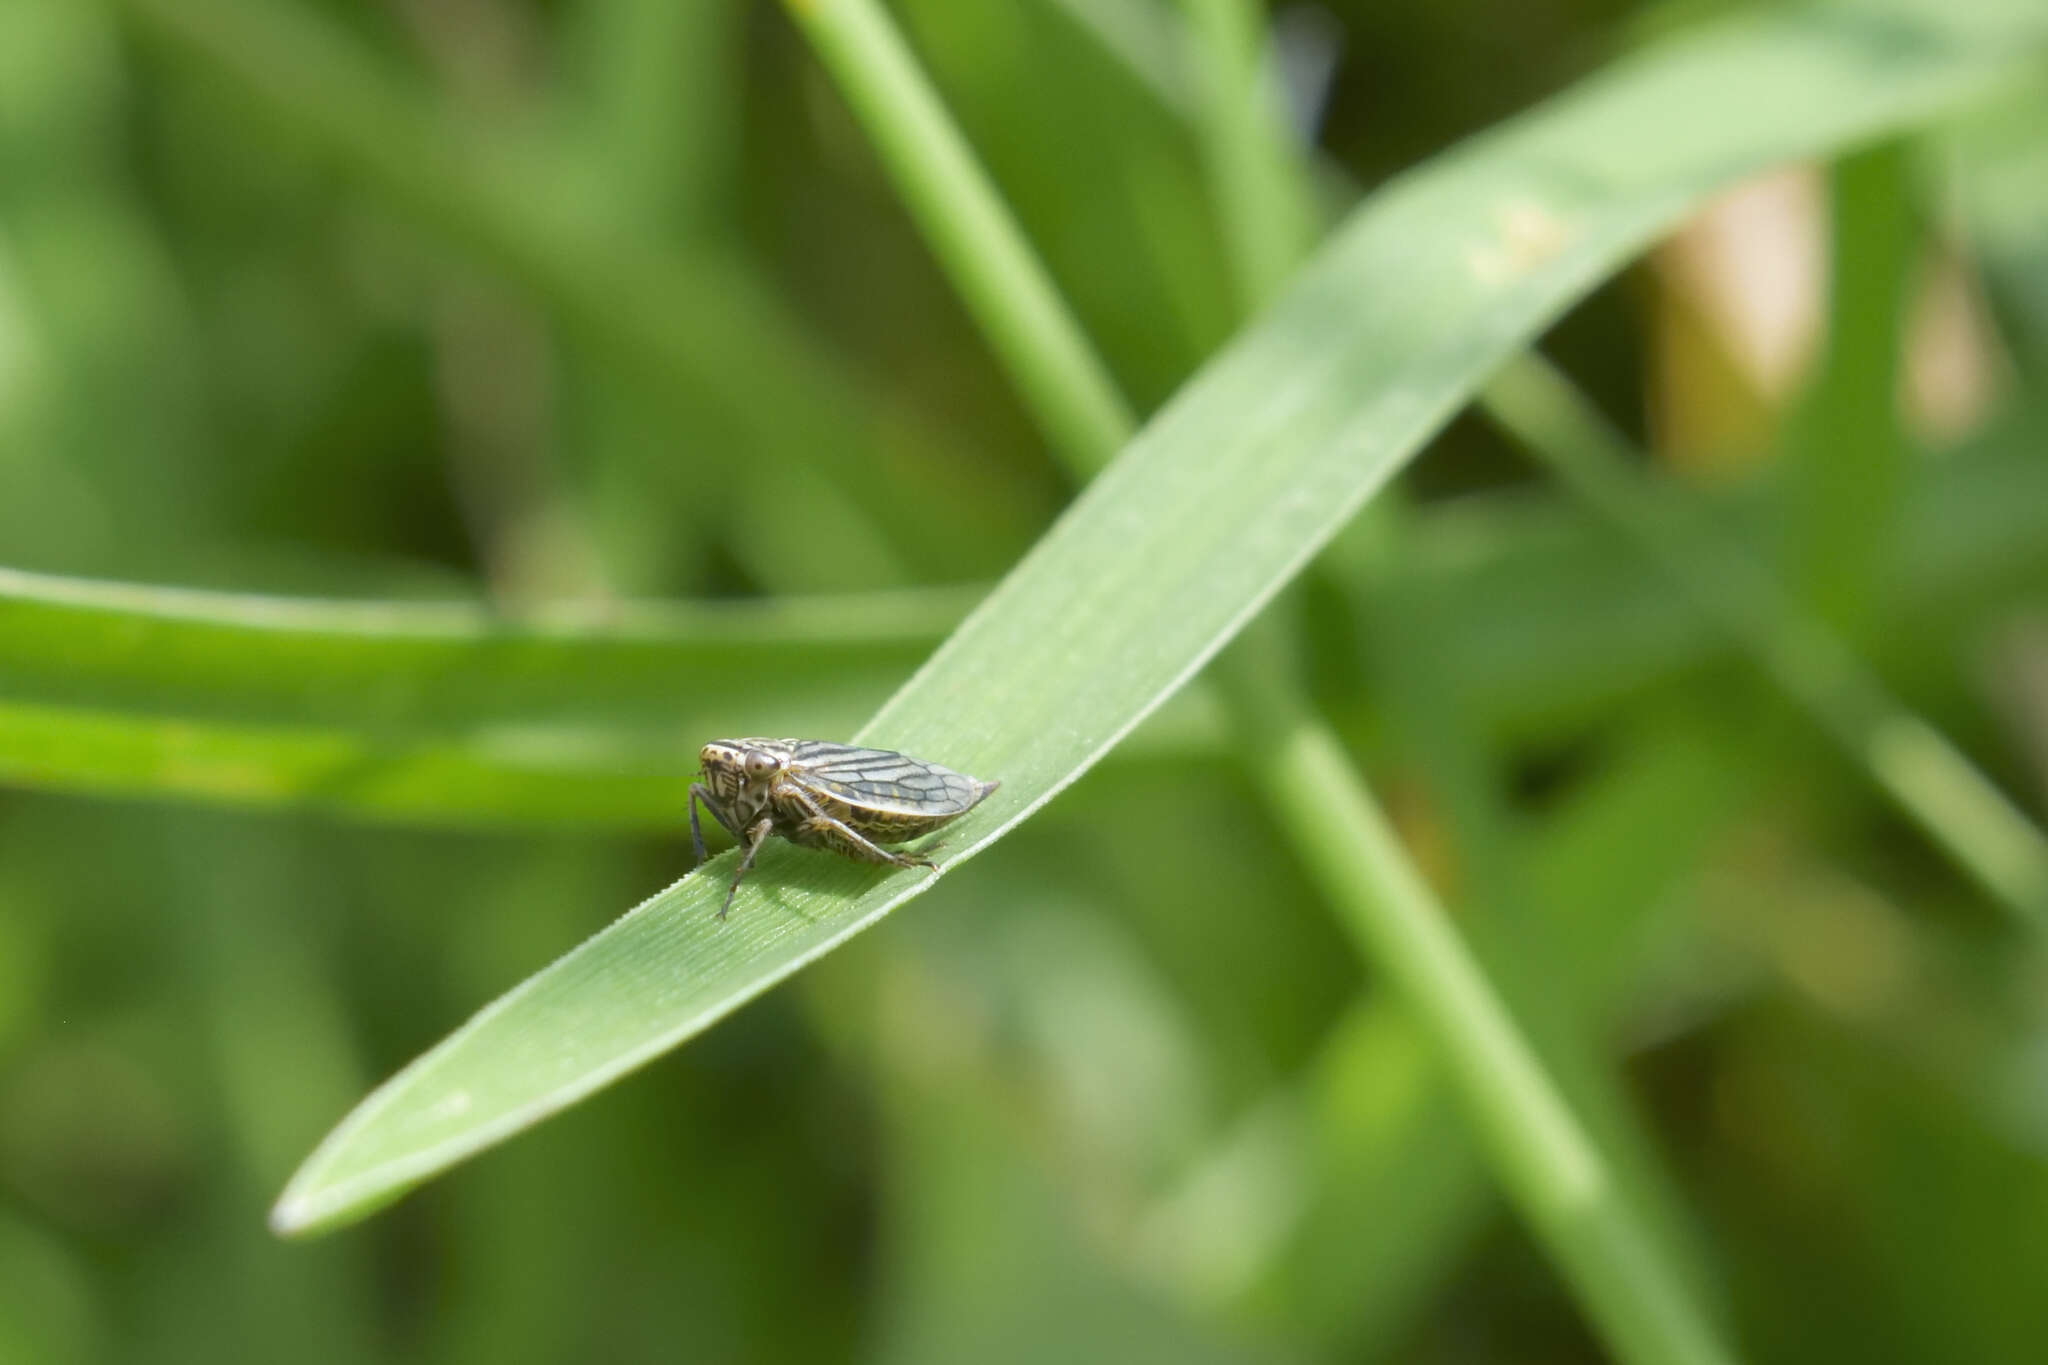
[788, 740, 995, 816]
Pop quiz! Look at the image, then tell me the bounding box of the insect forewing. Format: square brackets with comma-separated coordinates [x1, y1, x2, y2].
[790, 741, 995, 816]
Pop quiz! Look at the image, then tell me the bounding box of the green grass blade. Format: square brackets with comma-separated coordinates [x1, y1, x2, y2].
[1214, 724, 1763, 1354]
[803, 4, 2020, 1359]
[1175, 0, 1321, 310]
[273, 7, 2034, 1238]
[1482, 352, 2048, 923]
[0, 568, 971, 720]
[1061, 0, 2048, 922]
[1167, 0, 1720, 1343]
[5, 425, 2042, 825]
[1783, 142, 1917, 631]
[0, 567, 967, 826]
[1425, 405, 2048, 742]
[781, 0, 1136, 474]
[1216, 639, 1732, 1365]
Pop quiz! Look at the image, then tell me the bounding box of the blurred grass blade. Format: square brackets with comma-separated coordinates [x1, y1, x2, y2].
[778, 0, 1135, 472]
[1204, 725, 1764, 1354]
[1411, 415, 2048, 742]
[1171, 0, 1718, 1346]
[1784, 143, 1917, 631]
[0, 567, 968, 827]
[1123, 0, 2048, 923]
[5, 430, 2044, 825]
[274, 7, 2034, 1236]
[1482, 354, 2048, 923]
[1176, 0, 1322, 309]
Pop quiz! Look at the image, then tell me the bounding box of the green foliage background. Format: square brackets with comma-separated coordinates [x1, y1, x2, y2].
[3, 0, 2047, 1361]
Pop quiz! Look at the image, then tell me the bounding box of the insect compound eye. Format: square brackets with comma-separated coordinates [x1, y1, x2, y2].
[743, 750, 779, 779]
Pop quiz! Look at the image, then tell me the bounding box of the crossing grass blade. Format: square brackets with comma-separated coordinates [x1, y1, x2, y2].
[0, 568, 970, 827]
[3, 428, 2043, 827]
[272, 6, 2039, 1235]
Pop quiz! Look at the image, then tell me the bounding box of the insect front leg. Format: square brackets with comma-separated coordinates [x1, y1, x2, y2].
[720, 818, 774, 921]
[689, 783, 741, 866]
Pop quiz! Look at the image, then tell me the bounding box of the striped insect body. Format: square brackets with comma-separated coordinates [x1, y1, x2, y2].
[690, 738, 999, 919]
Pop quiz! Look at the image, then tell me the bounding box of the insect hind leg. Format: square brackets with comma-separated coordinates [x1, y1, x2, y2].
[771, 777, 931, 871]
[789, 812, 932, 870]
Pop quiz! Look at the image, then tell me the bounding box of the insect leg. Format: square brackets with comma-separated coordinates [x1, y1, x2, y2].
[689, 783, 740, 866]
[769, 779, 924, 867]
[785, 793, 932, 874]
[799, 813, 931, 868]
[720, 818, 774, 920]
